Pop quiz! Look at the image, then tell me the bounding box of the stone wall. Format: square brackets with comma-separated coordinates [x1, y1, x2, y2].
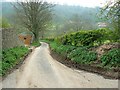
[2, 28, 24, 49]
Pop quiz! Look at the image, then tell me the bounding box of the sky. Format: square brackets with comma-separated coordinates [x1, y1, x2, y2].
[2, 0, 109, 7]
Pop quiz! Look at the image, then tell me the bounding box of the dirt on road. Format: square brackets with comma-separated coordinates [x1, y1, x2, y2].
[1, 42, 118, 88]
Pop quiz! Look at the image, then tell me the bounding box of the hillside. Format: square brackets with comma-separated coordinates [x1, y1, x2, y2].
[1, 2, 102, 29]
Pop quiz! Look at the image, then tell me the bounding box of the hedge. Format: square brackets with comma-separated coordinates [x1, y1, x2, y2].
[54, 28, 113, 46]
[101, 48, 120, 67]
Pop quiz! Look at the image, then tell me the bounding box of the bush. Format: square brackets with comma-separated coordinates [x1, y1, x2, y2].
[44, 28, 119, 69]
[67, 47, 97, 64]
[31, 42, 40, 47]
[49, 41, 97, 64]
[49, 41, 59, 51]
[44, 38, 54, 42]
[59, 28, 112, 46]
[1, 46, 29, 76]
[101, 48, 120, 67]
[49, 42, 76, 55]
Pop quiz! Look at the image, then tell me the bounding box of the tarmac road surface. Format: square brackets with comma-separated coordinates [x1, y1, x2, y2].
[1, 42, 118, 88]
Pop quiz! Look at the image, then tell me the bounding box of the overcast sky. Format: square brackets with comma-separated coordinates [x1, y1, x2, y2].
[2, 0, 109, 7]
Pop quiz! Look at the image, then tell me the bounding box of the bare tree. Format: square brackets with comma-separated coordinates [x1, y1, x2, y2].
[13, 0, 54, 42]
[100, 0, 120, 41]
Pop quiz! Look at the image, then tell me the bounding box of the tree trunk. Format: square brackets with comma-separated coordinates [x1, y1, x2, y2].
[33, 31, 39, 42]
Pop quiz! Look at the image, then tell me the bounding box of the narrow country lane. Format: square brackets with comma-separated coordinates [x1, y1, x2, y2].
[1, 42, 118, 88]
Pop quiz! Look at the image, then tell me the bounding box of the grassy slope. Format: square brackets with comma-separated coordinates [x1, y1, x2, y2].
[1, 46, 29, 76]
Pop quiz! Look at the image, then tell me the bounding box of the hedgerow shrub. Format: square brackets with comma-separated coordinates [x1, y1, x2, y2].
[49, 41, 97, 64]
[43, 28, 119, 69]
[49, 41, 59, 51]
[31, 41, 41, 47]
[56, 45, 76, 55]
[45, 38, 54, 42]
[67, 47, 97, 64]
[1, 46, 29, 76]
[101, 48, 120, 67]
[59, 28, 112, 46]
[49, 42, 76, 55]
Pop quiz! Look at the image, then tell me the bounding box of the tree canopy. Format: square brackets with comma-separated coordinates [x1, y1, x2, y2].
[101, 0, 120, 30]
[13, 0, 54, 41]
[101, 0, 120, 41]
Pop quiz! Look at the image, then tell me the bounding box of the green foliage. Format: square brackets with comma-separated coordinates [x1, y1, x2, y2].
[101, 0, 120, 25]
[60, 28, 112, 46]
[31, 42, 41, 47]
[0, 18, 11, 28]
[110, 30, 120, 42]
[49, 41, 59, 51]
[101, 0, 120, 41]
[67, 47, 97, 64]
[45, 38, 54, 42]
[44, 28, 119, 69]
[48, 41, 74, 55]
[48, 41, 97, 64]
[101, 48, 120, 67]
[1, 46, 29, 76]
[56, 45, 76, 55]
[54, 45, 68, 54]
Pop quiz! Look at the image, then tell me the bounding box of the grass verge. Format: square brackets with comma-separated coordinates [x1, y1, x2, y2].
[39, 40, 120, 78]
[1, 46, 29, 76]
[31, 41, 41, 47]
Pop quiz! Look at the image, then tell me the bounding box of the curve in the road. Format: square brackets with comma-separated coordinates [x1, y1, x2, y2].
[1, 42, 118, 88]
